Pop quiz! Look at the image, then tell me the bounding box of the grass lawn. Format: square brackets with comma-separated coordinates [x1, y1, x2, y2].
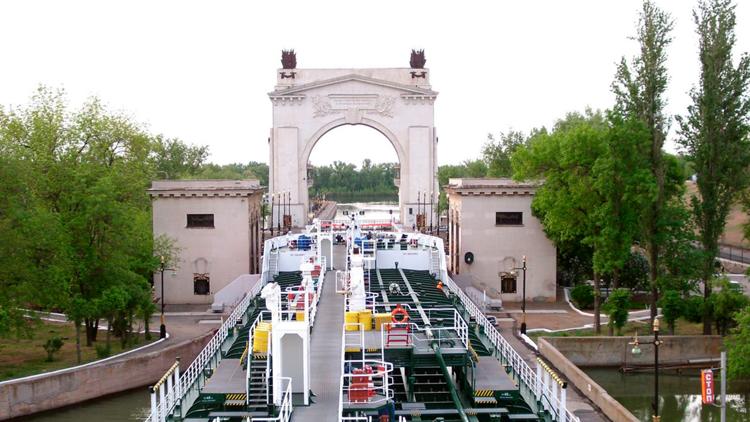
[0, 319, 157, 382]
[529, 318, 705, 343]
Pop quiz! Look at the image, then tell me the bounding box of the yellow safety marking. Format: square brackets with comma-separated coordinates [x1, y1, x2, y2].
[536, 357, 565, 386]
[345, 347, 361, 353]
[253, 353, 267, 359]
[225, 393, 246, 401]
[366, 348, 379, 352]
[473, 389, 494, 397]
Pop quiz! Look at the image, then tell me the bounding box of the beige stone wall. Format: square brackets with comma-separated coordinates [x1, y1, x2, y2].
[152, 190, 262, 305]
[0, 332, 212, 420]
[448, 189, 557, 302]
[542, 335, 723, 367]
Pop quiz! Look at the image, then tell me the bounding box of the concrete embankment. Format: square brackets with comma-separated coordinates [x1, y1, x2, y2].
[538, 336, 723, 422]
[0, 330, 213, 420]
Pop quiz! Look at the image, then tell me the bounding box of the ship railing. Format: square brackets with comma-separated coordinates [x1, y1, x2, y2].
[250, 376, 293, 422]
[407, 232, 578, 422]
[439, 269, 579, 422]
[345, 292, 379, 313]
[369, 305, 469, 350]
[340, 359, 394, 408]
[339, 322, 394, 419]
[380, 321, 466, 352]
[144, 277, 261, 422]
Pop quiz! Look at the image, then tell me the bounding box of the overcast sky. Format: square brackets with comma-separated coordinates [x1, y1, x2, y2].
[1, 0, 748, 167]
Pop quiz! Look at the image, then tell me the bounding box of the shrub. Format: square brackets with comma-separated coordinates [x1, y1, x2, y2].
[604, 288, 631, 336]
[571, 283, 594, 309]
[43, 336, 64, 362]
[620, 252, 650, 291]
[683, 296, 705, 323]
[710, 279, 749, 336]
[95, 343, 111, 359]
[659, 290, 684, 334]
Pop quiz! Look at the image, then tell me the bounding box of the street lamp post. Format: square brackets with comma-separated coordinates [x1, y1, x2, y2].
[630, 318, 662, 421]
[512, 256, 528, 334]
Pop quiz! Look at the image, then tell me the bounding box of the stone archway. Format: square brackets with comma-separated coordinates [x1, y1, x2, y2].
[269, 68, 439, 228]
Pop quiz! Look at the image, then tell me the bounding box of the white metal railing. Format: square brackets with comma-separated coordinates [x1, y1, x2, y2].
[251, 376, 293, 422]
[340, 359, 394, 407]
[145, 278, 261, 422]
[339, 323, 394, 420]
[430, 236, 579, 422]
[376, 231, 577, 422]
[149, 360, 180, 422]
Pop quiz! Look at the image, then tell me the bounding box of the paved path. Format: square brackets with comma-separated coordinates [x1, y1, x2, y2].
[293, 245, 346, 421]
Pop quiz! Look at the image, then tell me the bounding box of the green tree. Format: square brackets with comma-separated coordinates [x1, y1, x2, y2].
[604, 288, 631, 336]
[0, 87, 165, 354]
[151, 136, 208, 179]
[483, 131, 527, 177]
[727, 305, 750, 379]
[658, 290, 684, 334]
[710, 278, 749, 336]
[676, 0, 750, 334]
[613, 0, 675, 327]
[513, 111, 609, 332]
[513, 111, 652, 333]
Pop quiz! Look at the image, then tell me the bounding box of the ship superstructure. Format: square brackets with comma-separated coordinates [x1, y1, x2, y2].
[144, 218, 577, 422]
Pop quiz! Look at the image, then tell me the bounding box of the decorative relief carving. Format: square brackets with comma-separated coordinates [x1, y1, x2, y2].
[372, 96, 395, 117]
[312, 95, 334, 117]
[311, 94, 396, 118]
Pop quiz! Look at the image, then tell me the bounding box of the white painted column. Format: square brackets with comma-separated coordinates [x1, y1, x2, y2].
[158, 385, 166, 422]
[150, 387, 157, 422]
[535, 362, 543, 401]
[560, 383, 567, 422]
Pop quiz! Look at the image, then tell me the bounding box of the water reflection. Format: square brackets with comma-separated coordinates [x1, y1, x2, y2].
[335, 202, 399, 221]
[585, 368, 750, 421]
[18, 388, 150, 422]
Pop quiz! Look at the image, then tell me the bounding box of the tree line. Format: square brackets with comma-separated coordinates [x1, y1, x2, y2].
[0, 88, 268, 361]
[507, 0, 749, 377]
[308, 160, 398, 201]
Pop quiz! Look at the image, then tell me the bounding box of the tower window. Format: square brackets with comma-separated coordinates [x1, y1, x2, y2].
[495, 212, 522, 226]
[187, 214, 214, 228]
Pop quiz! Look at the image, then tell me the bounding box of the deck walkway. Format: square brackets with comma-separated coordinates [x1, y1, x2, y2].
[292, 246, 346, 421]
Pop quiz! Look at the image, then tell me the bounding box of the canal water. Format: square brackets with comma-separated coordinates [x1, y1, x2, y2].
[19, 388, 150, 421]
[335, 201, 399, 221]
[585, 368, 750, 421]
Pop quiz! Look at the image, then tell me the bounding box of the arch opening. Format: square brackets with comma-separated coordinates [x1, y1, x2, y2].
[306, 123, 400, 223]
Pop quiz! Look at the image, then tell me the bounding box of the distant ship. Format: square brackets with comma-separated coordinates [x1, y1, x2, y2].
[144, 217, 573, 422]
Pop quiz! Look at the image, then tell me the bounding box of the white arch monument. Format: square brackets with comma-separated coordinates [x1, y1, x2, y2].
[268, 60, 439, 228]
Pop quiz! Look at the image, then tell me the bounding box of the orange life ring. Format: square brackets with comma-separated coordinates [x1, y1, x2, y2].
[391, 305, 410, 324]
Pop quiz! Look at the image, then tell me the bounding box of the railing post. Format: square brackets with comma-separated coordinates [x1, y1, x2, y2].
[166, 370, 174, 409]
[175, 358, 181, 409]
[159, 383, 166, 422]
[149, 386, 157, 422]
[551, 379, 558, 417]
[543, 371, 550, 412]
[536, 363, 542, 401]
[560, 382, 567, 422]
